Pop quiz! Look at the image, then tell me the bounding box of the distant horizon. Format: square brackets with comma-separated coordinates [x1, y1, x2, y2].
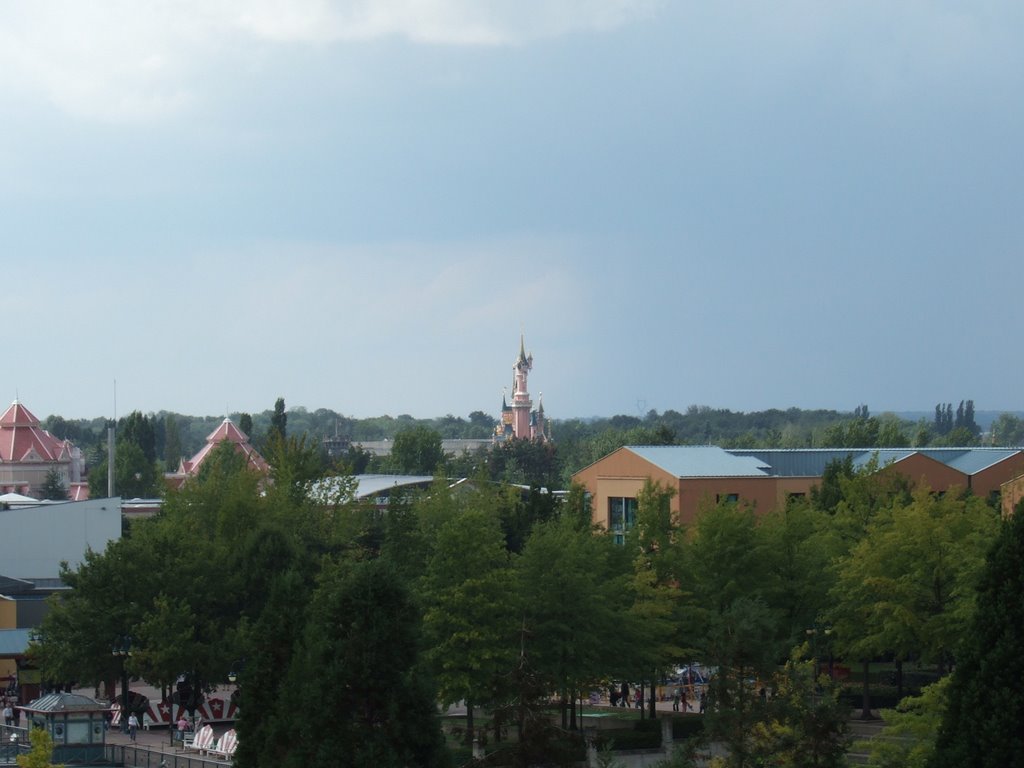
[4, 4, 1022, 421]
[20, 401, 1024, 427]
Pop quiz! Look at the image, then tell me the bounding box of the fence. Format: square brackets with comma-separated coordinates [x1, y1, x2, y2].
[110, 744, 232, 768]
[1, 733, 231, 768]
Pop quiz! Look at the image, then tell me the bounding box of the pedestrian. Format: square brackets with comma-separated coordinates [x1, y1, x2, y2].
[2, 702, 13, 726]
[699, 689, 707, 714]
[176, 715, 189, 742]
[672, 689, 680, 711]
[680, 687, 688, 713]
[127, 712, 139, 741]
[620, 682, 629, 708]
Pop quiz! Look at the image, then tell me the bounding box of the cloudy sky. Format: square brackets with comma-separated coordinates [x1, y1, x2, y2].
[2, 1, 1022, 422]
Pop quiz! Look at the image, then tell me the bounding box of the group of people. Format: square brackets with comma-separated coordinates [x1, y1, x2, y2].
[606, 683, 708, 714]
[671, 686, 707, 714]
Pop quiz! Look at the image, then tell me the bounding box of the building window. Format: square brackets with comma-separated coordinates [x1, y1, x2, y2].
[715, 493, 740, 504]
[609, 497, 638, 544]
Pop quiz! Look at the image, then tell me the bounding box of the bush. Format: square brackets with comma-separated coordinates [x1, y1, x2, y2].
[838, 685, 902, 710]
[672, 716, 706, 739]
[596, 725, 661, 751]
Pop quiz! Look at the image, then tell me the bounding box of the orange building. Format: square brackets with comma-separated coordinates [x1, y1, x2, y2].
[1001, 472, 1024, 517]
[574, 446, 1024, 540]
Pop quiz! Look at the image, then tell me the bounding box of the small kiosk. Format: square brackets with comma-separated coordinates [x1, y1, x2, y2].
[20, 692, 108, 763]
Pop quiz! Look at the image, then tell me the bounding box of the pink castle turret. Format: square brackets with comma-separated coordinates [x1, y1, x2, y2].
[496, 336, 549, 442]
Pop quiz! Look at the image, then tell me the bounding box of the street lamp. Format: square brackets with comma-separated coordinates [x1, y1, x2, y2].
[805, 624, 833, 683]
[111, 636, 132, 732]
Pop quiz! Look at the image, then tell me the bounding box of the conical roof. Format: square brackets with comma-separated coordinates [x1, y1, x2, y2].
[22, 692, 106, 713]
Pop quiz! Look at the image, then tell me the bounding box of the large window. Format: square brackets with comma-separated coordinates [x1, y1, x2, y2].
[609, 497, 638, 545]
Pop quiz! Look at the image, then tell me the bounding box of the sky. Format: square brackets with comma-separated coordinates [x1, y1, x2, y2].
[2, 1, 1022, 422]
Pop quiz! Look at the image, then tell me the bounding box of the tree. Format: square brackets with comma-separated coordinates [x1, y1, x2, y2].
[234, 568, 311, 768]
[390, 425, 445, 474]
[88, 441, 159, 499]
[163, 414, 182, 469]
[265, 433, 326, 506]
[865, 678, 949, 768]
[31, 539, 151, 697]
[759, 499, 835, 650]
[749, 647, 850, 768]
[238, 412, 254, 439]
[16, 727, 63, 768]
[268, 397, 287, 444]
[119, 411, 156, 464]
[829, 488, 997, 719]
[279, 560, 448, 768]
[39, 467, 68, 501]
[991, 413, 1024, 446]
[515, 516, 636, 735]
[628, 479, 685, 718]
[421, 505, 515, 744]
[681, 500, 779, 767]
[929, 502, 1024, 768]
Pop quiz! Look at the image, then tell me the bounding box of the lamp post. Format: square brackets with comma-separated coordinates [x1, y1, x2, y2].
[111, 636, 132, 732]
[805, 623, 833, 684]
[227, 659, 245, 710]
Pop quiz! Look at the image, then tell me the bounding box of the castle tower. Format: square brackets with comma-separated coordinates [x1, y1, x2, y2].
[511, 335, 534, 439]
[496, 336, 549, 442]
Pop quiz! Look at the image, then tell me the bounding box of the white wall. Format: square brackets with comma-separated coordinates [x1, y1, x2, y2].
[0, 498, 121, 580]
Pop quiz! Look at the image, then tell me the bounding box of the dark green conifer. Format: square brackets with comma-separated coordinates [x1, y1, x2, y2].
[930, 503, 1024, 768]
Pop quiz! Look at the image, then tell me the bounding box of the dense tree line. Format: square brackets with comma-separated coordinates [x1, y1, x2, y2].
[30, 437, 1015, 766]
[39, 399, 1024, 501]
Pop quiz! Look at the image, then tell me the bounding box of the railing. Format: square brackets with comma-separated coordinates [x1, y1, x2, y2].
[109, 743, 232, 767]
[0, 726, 27, 768]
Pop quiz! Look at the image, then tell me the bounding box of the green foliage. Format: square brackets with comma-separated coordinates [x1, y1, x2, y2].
[16, 728, 64, 768]
[421, 503, 516, 743]
[930, 504, 1024, 768]
[264, 432, 326, 506]
[234, 568, 311, 768]
[390, 425, 445, 474]
[39, 467, 68, 500]
[119, 410, 157, 464]
[515, 515, 638, 730]
[487, 438, 561, 489]
[759, 500, 835, 649]
[990, 413, 1024, 446]
[829, 488, 998, 672]
[163, 414, 182, 469]
[88, 439, 160, 499]
[238, 412, 253, 439]
[268, 397, 287, 444]
[864, 677, 949, 768]
[279, 560, 448, 768]
[749, 648, 850, 768]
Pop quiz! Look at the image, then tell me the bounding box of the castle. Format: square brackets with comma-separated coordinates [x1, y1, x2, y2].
[495, 336, 549, 442]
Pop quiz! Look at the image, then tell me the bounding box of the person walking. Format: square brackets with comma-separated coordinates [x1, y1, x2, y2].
[127, 712, 139, 741]
[2, 702, 13, 726]
[672, 689, 680, 711]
